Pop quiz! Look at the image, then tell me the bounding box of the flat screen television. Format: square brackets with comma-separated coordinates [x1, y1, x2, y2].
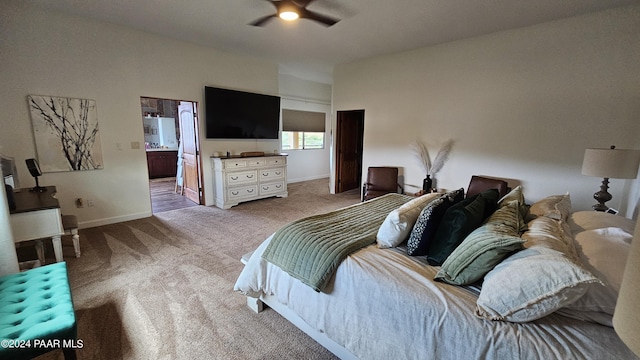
[205, 86, 281, 139]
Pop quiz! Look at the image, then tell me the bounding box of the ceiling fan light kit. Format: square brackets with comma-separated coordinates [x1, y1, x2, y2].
[250, 0, 340, 27]
[278, 4, 300, 20]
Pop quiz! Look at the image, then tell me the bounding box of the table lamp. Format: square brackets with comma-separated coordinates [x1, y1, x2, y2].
[613, 216, 640, 356]
[581, 146, 640, 211]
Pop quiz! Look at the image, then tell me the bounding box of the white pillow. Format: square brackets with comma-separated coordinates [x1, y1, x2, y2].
[528, 193, 571, 221]
[568, 211, 635, 235]
[476, 199, 602, 323]
[376, 193, 441, 248]
[522, 215, 578, 261]
[557, 226, 632, 326]
[476, 247, 602, 322]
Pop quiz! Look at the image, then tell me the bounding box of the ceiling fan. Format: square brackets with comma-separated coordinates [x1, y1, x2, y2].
[249, 0, 340, 27]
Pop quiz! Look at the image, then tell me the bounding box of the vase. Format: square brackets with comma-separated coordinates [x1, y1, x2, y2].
[422, 175, 433, 192]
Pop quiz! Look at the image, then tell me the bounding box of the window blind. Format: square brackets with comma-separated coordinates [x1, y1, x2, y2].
[282, 109, 325, 132]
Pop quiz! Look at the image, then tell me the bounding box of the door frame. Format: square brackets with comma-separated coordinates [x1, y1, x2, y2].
[140, 96, 203, 208]
[334, 109, 365, 194]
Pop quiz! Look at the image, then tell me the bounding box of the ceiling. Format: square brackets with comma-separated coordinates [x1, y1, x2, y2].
[28, 0, 639, 82]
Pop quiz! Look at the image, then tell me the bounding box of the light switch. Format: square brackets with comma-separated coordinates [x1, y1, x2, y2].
[131, 141, 140, 149]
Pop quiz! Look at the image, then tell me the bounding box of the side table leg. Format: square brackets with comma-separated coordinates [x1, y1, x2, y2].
[52, 235, 63, 262]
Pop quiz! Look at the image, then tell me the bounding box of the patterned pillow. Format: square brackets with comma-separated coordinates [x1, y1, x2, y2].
[406, 189, 463, 256]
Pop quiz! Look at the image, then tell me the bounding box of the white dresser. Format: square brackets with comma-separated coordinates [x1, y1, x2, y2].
[211, 155, 288, 209]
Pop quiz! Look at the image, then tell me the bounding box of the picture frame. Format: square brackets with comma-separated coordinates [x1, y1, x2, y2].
[28, 95, 104, 172]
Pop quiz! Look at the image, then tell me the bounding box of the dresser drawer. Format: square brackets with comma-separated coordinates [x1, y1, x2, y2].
[268, 157, 286, 166]
[224, 159, 247, 169]
[247, 159, 267, 167]
[260, 168, 285, 181]
[228, 185, 258, 200]
[260, 181, 285, 196]
[10, 208, 63, 242]
[227, 170, 258, 185]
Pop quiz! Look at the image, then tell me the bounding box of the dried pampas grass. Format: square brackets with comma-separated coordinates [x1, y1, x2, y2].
[411, 139, 454, 176]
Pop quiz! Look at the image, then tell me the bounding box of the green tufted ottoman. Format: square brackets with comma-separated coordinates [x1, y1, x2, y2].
[0, 262, 77, 360]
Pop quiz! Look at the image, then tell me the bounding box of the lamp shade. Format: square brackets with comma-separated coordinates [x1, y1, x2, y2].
[613, 216, 640, 356]
[581, 148, 640, 179]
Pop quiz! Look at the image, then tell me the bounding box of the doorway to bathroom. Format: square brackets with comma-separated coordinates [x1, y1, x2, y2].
[140, 97, 203, 213]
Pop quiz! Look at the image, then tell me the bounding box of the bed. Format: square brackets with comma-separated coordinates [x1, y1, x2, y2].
[234, 187, 638, 360]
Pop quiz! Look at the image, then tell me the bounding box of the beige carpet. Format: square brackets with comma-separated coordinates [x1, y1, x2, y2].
[32, 179, 360, 360]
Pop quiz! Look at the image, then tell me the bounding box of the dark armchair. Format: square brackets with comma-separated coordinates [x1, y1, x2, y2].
[362, 167, 403, 201]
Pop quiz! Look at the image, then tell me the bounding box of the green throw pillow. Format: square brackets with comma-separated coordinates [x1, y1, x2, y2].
[434, 201, 525, 285]
[427, 189, 500, 266]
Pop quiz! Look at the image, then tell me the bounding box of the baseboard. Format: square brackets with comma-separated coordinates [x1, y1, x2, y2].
[287, 175, 330, 183]
[78, 211, 151, 229]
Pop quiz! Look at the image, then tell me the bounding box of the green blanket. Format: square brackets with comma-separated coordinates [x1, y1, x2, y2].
[262, 193, 413, 292]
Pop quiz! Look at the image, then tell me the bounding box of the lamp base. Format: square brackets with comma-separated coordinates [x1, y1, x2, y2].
[28, 176, 47, 193]
[592, 177, 612, 212]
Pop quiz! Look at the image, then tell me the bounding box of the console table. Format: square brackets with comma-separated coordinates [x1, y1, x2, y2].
[9, 186, 64, 264]
[211, 154, 288, 209]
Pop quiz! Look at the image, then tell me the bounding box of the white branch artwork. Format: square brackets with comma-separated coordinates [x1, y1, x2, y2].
[28, 95, 103, 172]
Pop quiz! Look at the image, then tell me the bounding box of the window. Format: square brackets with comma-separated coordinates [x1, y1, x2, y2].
[282, 131, 324, 150]
[281, 109, 325, 150]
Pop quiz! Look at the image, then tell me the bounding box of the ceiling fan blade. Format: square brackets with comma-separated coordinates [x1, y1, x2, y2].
[292, 0, 315, 7]
[249, 14, 276, 27]
[301, 9, 339, 27]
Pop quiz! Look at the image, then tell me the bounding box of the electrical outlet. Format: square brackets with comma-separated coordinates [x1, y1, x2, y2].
[87, 199, 95, 207]
[75, 198, 84, 208]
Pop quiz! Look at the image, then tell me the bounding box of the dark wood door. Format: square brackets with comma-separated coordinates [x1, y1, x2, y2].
[335, 110, 364, 193]
[178, 101, 202, 204]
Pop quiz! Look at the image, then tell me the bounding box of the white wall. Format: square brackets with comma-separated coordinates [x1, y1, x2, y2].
[0, 169, 19, 276]
[333, 5, 640, 217]
[0, 2, 279, 227]
[279, 74, 332, 183]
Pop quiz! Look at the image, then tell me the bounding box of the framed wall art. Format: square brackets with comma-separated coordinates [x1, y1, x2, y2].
[28, 95, 104, 172]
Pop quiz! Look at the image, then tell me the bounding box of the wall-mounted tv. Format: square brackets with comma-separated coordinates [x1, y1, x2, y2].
[205, 86, 281, 139]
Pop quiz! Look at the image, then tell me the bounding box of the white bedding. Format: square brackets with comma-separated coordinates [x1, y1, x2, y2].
[234, 235, 636, 360]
